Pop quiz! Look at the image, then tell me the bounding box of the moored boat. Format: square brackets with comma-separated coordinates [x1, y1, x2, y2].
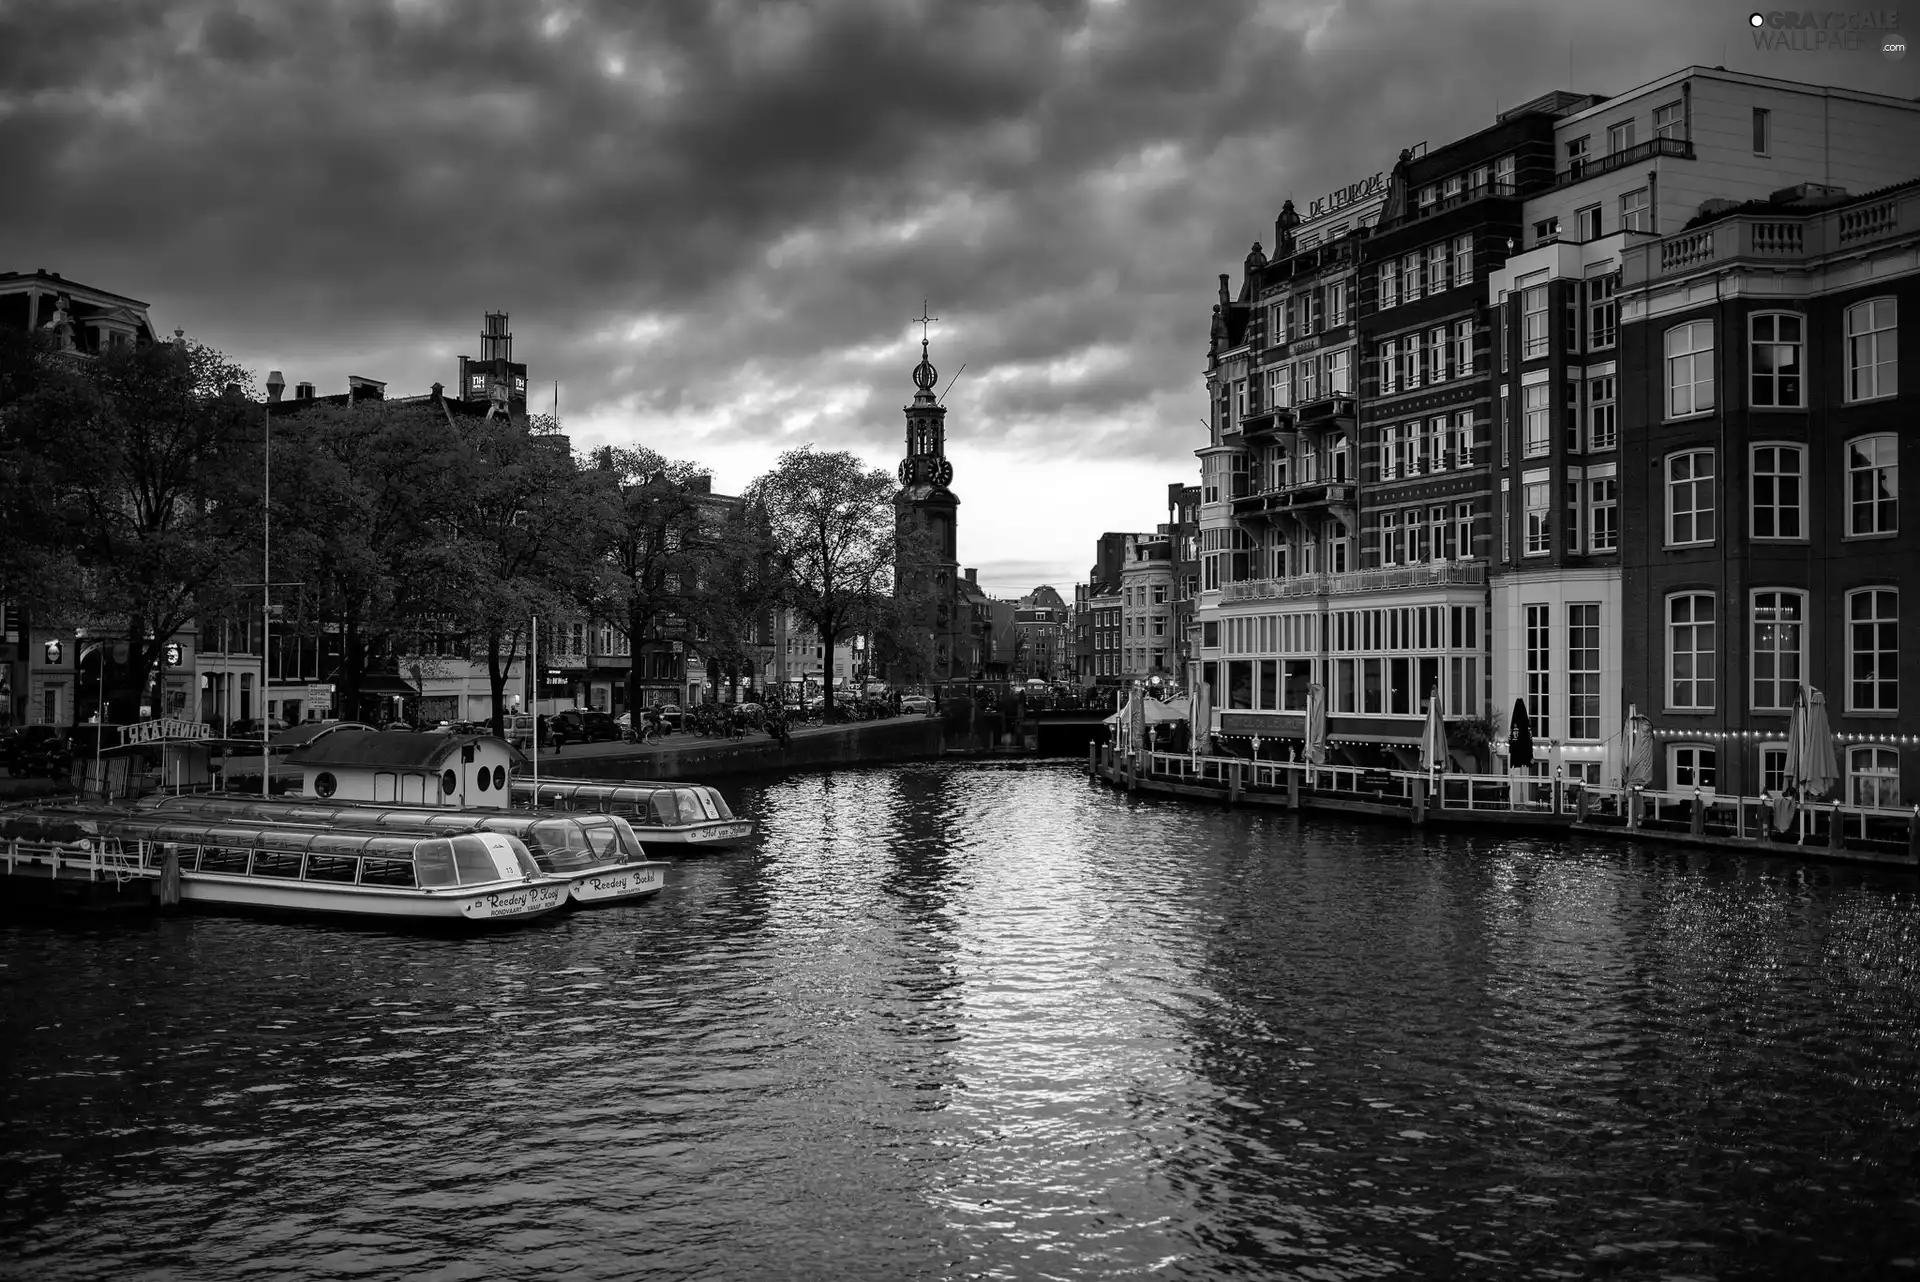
[0, 808, 568, 924]
[135, 794, 667, 906]
[509, 777, 754, 847]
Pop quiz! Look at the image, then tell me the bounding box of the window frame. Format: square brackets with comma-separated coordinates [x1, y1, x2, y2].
[1845, 434, 1898, 539]
[1523, 473, 1551, 557]
[1586, 367, 1617, 451]
[1587, 466, 1619, 553]
[1522, 284, 1550, 359]
[1607, 120, 1636, 154]
[1620, 187, 1650, 234]
[1652, 100, 1683, 141]
[1666, 449, 1716, 547]
[1844, 297, 1897, 403]
[1848, 745, 1900, 809]
[1670, 743, 1718, 795]
[1523, 381, 1551, 458]
[1752, 106, 1770, 156]
[1664, 320, 1715, 419]
[1846, 587, 1898, 714]
[1666, 591, 1717, 712]
[1749, 588, 1806, 712]
[1749, 442, 1805, 542]
[1566, 602, 1600, 741]
[1748, 311, 1805, 410]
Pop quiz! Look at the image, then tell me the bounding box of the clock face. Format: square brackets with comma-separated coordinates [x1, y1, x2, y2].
[898, 459, 914, 485]
[933, 458, 953, 487]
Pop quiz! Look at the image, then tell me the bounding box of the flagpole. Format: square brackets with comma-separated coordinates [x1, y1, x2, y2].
[531, 613, 539, 793]
[262, 406, 270, 797]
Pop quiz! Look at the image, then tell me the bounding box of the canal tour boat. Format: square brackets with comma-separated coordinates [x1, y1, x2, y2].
[508, 777, 754, 848]
[0, 807, 568, 924]
[134, 794, 667, 906]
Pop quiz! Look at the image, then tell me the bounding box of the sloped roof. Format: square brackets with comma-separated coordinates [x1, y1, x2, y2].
[285, 730, 526, 771]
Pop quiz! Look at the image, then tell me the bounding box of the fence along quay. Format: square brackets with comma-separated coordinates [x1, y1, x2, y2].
[1090, 745, 1920, 871]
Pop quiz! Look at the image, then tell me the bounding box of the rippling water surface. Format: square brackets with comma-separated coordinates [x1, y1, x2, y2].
[3, 761, 1919, 1280]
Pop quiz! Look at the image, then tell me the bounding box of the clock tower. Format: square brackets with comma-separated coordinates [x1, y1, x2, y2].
[893, 309, 964, 688]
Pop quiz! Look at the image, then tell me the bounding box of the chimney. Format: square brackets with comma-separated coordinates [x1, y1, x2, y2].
[295, 381, 315, 400]
[966, 568, 978, 584]
[265, 370, 285, 402]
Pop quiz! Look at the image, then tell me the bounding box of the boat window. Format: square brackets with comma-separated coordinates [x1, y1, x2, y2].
[493, 766, 506, 790]
[645, 792, 677, 825]
[529, 819, 580, 855]
[303, 854, 359, 883]
[451, 834, 507, 884]
[502, 837, 541, 878]
[703, 790, 735, 821]
[677, 789, 717, 821]
[414, 838, 459, 887]
[604, 817, 646, 859]
[476, 768, 490, 792]
[442, 769, 458, 796]
[251, 849, 303, 879]
[359, 858, 416, 888]
[579, 819, 626, 860]
[200, 844, 251, 874]
[314, 771, 337, 798]
[374, 772, 397, 803]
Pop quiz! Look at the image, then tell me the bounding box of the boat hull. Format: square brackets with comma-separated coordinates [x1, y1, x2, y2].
[565, 861, 667, 905]
[632, 821, 754, 847]
[172, 872, 569, 922]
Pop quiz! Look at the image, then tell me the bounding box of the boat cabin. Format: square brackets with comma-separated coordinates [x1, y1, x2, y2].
[284, 731, 525, 809]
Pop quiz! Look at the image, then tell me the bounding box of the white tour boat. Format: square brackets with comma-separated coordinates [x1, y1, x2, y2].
[0, 808, 569, 924]
[508, 777, 754, 847]
[135, 795, 667, 906]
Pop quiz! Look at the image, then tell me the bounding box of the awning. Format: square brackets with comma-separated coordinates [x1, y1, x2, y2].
[349, 674, 421, 697]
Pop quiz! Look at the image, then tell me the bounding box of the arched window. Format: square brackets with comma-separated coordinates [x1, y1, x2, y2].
[1749, 312, 1804, 408]
[1848, 746, 1899, 809]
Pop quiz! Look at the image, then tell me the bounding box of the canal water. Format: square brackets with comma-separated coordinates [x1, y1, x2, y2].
[2, 761, 1917, 1281]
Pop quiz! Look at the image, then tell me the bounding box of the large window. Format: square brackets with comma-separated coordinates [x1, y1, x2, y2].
[1848, 588, 1898, 713]
[1588, 471, 1618, 551]
[1522, 285, 1550, 358]
[1667, 450, 1715, 546]
[1451, 320, 1473, 379]
[1587, 371, 1617, 450]
[1668, 593, 1716, 710]
[1847, 435, 1897, 536]
[1524, 382, 1551, 457]
[1427, 244, 1449, 295]
[1377, 339, 1398, 395]
[1587, 273, 1618, 349]
[1525, 604, 1550, 731]
[1672, 745, 1717, 794]
[1401, 252, 1424, 303]
[1750, 590, 1804, 711]
[1846, 298, 1897, 401]
[1849, 746, 1900, 809]
[1567, 603, 1600, 740]
[1620, 187, 1650, 233]
[1452, 234, 1472, 283]
[1607, 119, 1635, 153]
[1524, 478, 1551, 555]
[1749, 313, 1804, 408]
[1751, 445, 1803, 540]
[1325, 348, 1351, 396]
[1378, 262, 1398, 310]
[1653, 100, 1683, 140]
[1665, 321, 1714, 417]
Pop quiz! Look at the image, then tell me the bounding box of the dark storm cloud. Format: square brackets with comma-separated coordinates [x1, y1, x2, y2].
[4, 0, 1908, 501]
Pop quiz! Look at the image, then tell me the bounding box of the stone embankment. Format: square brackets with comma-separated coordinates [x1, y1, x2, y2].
[528, 714, 947, 781]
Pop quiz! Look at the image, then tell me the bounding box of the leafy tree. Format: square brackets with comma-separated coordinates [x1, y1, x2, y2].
[441, 414, 614, 736]
[268, 399, 467, 720]
[592, 446, 712, 715]
[744, 445, 900, 718]
[684, 499, 778, 703]
[1, 333, 262, 722]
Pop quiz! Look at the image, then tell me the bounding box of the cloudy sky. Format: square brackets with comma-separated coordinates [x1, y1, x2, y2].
[4, 0, 1913, 596]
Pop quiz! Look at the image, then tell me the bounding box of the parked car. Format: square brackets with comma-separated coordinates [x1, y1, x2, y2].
[654, 704, 684, 731]
[504, 714, 537, 750]
[900, 695, 934, 715]
[226, 718, 289, 740]
[549, 708, 622, 748]
[2, 725, 71, 778]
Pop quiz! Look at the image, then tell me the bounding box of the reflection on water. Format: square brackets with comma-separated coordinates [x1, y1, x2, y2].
[2, 761, 1917, 1281]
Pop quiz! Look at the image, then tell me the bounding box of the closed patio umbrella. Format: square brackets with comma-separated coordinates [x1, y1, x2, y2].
[1130, 688, 1148, 758]
[1193, 679, 1212, 757]
[1624, 710, 1653, 787]
[1800, 686, 1838, 799]
[1419, 685, 1447, 773]
[1783, 691, 1806, 790]
[1304, 682, 1327, 766]
[1508, 698, 1535, 770]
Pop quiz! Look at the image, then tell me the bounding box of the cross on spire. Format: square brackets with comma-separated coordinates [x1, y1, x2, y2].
[913, 301, 938, 347]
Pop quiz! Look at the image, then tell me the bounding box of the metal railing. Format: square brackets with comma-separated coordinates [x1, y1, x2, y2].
[1108, 752, 1920, 852]
[1554, 137, 1693, 188]
[1221, 561, 1484, 602]
[3, 835, 143, 881]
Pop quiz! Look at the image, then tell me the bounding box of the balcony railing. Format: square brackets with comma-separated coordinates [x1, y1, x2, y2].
[1221, 560, 1485, 602]
[1553, 136, 1692, 189]
[1641, 185, 1918, 281]
[1384, 179, 1522, 229]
